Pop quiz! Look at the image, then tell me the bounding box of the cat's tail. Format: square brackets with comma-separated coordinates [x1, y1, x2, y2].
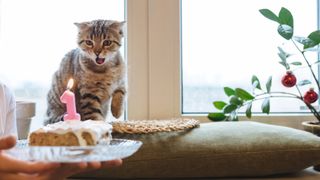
[44, 86, 66, 125]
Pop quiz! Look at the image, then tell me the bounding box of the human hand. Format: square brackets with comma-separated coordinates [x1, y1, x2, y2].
[0, 135, 122, 180]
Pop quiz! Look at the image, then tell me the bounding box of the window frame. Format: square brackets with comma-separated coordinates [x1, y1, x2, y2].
[0, 0, 317, 128]
[127, 0, 181, 120]
[127, 0, 318, 129]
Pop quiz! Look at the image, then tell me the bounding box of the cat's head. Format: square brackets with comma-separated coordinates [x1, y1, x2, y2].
[74, 19, 125, 65]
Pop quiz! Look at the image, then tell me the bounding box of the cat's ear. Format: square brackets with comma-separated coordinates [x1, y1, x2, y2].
[74, 22, 91, 31]
[110, 21, 126, 37]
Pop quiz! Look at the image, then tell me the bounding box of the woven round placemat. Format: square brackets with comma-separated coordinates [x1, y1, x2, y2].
[112, 118, 200, 134]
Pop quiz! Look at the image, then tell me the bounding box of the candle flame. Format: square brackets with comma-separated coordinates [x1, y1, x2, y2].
[67, 79, 74, 90]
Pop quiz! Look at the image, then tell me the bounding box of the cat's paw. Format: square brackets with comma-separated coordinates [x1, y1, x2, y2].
[111, 91, 124, 118]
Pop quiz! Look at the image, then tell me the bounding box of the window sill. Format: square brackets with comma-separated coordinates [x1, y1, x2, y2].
[181, 113, 316, 130]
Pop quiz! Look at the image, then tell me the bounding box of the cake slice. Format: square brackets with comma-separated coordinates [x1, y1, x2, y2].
[28, 120, 112, 146]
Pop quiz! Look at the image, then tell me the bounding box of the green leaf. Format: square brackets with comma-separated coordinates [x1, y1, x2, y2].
[251, 75, 261, 90]
[277, 52, 287, 62]
[223, 104, 238, 114]
[278, 61, 289, 70]
[304, 42, 318, 50]
[213, 101, 227, 110]
[262, 98, 270, 114]
[266, 76, 272, 93]
[259, 9, 280, 23]
[290, 61, 302, 66]
[277, 46, 289, 57]
[278, 7, 294, 28]
[313, 60, 320, 64]
[229, 95, 243, 106]
[301, 31, 320, 50]
[294, 36, 318, 50]
[246, 102, 252, 118]
[224, 87, 235, 97]
[297, 80, 312, 86]
[307, 30, 320, 43]
[235, 88, 255, 101]
[208, 113, 226, 121]
[294, 36, 308, 44]
[277, 51, 289, 69]
[304, 46, 320, 52]
[294, 36, 318, 49]
[277, 24, 293, 40]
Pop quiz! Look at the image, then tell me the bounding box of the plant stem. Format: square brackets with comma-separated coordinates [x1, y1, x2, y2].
[253, 95, 298, 101]
[305, 103, 320, 121]
[292, 61, 320, 72]
[241, 91, 320, 122]
[291, 39, 320, 90]
[291, 39, 320, 122]
[295, 85, 303, 98]
[254, 91, 301, 99]
[240, 91, 299, 108]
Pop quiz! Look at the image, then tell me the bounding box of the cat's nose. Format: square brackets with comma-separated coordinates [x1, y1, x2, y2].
[94, 50, 101, 56]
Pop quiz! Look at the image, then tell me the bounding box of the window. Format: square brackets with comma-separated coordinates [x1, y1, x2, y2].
[1, 0, 317, 129]
[182, 0, 318, 115]
[127, 0, 319, 126]
[0, 0, 124, 130]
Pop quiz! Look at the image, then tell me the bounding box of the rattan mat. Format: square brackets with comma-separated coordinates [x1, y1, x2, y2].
[112, 118, 200, 134]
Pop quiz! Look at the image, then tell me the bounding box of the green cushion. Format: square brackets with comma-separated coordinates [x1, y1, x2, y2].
[75, 121, 320, 179]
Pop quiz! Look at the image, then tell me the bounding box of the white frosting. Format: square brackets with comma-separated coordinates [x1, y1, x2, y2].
[34, 120, 112, 146]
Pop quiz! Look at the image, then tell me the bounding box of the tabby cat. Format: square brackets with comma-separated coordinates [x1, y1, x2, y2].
[45, 20, 126, 125]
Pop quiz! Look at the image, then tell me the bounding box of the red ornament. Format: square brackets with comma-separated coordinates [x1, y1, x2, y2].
[303, 88, 318, 104]
[281, 71, 297, 87]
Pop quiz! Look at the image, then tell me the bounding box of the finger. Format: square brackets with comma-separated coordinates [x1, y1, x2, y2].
[101, 159, 123, 168]
[87, 161, 102, 170]
[51, 162, 88, 178]
[0, 153, 60, 174]
[0, 172, 38, 180]
[37, 169, 75, 180]
[0, 135, 16, 150]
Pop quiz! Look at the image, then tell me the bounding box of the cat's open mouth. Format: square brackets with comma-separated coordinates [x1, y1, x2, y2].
[95, 58, 105, 65]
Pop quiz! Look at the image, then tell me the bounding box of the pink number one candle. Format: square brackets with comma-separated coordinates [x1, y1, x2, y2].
[60, 78, 81, 121]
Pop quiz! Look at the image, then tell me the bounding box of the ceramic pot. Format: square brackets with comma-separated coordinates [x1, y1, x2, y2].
[301, 121, 320, 136]
[16, 101, 36, 139]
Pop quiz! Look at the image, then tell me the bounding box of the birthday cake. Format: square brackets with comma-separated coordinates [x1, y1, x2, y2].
[28, 120, 112, 146]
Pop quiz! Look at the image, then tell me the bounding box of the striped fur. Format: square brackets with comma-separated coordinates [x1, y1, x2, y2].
[45, 20, 126, 125]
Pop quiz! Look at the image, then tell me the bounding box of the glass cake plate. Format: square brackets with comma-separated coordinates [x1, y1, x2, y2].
[5, 139, 142, 162]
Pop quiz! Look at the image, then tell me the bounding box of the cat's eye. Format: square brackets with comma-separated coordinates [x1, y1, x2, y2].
[103, 40, 112, 47]
[85, 40, 93, 46]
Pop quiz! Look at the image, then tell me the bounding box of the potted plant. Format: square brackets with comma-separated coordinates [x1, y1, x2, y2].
[16, 101, 36, 139]
[208, 7, 320, 136]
